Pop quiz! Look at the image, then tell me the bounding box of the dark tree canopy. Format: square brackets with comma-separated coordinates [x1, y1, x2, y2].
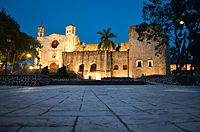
[0, 8, 41, 71]
[137, 0, 200, 72]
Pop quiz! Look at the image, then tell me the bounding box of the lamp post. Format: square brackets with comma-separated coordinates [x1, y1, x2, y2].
[127, 49, 129, 78]
[26, 53, 32, 69]
[36, 57, 40, 74]
[82, 44, 86, 79]
[5, 39, 11, 74]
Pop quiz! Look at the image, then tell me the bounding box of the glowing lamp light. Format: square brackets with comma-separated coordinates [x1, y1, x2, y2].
[29, 66, 33, 70]
[27, 53, 32, 58]
[180, 21, 184, 25]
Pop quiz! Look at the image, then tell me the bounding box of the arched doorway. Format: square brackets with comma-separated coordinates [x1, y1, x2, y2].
[49, 63, 58, 69]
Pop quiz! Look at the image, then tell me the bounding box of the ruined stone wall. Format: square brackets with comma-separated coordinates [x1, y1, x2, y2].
[119, 42, 129, 51]
[129, 26, 167, 78]
[63, 50, 129, 79]
[112, 51, 129, 77]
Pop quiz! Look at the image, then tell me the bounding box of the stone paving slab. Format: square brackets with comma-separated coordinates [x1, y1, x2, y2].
[0, 85, 200, 132]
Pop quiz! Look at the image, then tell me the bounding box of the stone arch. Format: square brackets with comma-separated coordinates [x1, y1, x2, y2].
[90, 64, 97, 72]
[49, 63, 58, 69]
[136, 60, 143, 67]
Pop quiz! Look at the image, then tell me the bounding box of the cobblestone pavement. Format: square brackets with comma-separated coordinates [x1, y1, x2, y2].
[0, 85, 200, 132]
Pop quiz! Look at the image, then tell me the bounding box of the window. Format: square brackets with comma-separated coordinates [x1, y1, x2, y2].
[136, 60, 143, 67]
[52, 40, 59, 48]
[138, 62, 142, 67]
[148, 60, 153, 67]
[79, 64, 84, 72]
[90, 64, 96, 72]
[123, 65, 127, 70]
[114, 65, 118, 70]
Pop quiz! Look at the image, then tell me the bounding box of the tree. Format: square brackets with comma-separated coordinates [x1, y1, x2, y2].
[0, 8, 41, 73]
[57, 65, 68, 78]
[136, 0, 200, 73]
[97, 27, 117, 77]
[41, 66, 49, 75]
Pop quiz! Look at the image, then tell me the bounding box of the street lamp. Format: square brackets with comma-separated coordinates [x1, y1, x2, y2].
[29, 66, 34, 70]
[180, 21, 184, 25]
[127, 49, 129, 78]
[81, 44, 86, 79]
[25, 53, 32, 69]
[26, 53, 31, 58]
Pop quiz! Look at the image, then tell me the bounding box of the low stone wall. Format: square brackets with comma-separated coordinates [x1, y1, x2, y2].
[0, 75, 50, 86]
[50, 80, 146, 85]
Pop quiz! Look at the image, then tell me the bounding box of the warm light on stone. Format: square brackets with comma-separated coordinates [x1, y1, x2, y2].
[35, 24, 170, 79]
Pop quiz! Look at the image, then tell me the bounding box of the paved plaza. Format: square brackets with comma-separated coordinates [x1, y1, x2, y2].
[0, 84, 200, 132]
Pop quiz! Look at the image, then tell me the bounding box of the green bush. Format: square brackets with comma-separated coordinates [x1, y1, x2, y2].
[68, 72, 76, 79]
[175, 75, 200, 85]
[41, 66, 49, 75]
[56, 65, 68, 78]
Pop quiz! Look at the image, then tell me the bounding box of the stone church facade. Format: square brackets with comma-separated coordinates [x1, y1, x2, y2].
[35, 24, 170, 80]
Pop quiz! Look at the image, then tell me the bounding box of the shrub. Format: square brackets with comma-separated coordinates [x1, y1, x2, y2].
[68, 72, 76, 79]
[56, 65, 68, 78]
[41, 66, 49, 75]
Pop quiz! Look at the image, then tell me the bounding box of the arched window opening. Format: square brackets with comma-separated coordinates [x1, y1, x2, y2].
[52, 40, 59, 48]
[90, 64, 96, 72]
[148, 60, 153, 67]
[136, 60, 143, 67]
[79, 64, 84, 72]
[114, 65, 118, 70]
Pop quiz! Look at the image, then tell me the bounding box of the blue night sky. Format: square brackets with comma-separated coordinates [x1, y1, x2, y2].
[1, 0, 147, 44]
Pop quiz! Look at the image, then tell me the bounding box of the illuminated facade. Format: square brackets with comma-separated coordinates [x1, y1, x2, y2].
[35, 24, 170, 79]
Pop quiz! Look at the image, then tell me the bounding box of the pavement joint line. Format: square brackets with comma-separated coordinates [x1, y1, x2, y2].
[108, 94, 153, 115]
[120, 99, 152, 115]
[16, 125, 23, 132]
[90, 89, 134, 132]
[4, 95, 59, 115]
[169, 121, 192, 132]
[130, 96, 157, 106]
[40, 96, 70, 116]
[71, 88, 86, 132]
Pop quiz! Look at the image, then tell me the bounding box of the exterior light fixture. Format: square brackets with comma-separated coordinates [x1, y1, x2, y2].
[27, 54, 32, 58]
[29, 66, 33, 70]
[180, 21, 184, 25]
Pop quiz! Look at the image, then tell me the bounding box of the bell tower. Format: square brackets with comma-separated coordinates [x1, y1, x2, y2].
[38, 24, 44, 37]
[66, 24, 76, 36]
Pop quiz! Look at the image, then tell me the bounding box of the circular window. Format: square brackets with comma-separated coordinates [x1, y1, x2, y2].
[52, 40, 59, 48]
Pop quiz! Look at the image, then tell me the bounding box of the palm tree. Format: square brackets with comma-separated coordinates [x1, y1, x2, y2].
[97, 27, 117, 78]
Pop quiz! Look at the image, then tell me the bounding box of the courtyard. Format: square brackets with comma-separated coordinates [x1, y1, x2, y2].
[0, 84, 200, 132]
